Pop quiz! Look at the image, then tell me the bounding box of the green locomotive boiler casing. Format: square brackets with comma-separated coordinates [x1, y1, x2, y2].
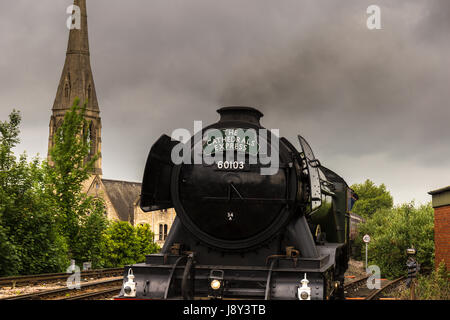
[116, 106, 357, 300]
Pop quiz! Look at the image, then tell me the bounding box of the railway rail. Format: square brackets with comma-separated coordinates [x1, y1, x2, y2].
[0, 277, 123, 300]
[345, 275, 406, 300]
[60, 286, 122, 300]
[0, 267, 124, 288]
[364, 276, 406, 300]
[344, 275, 370, 291]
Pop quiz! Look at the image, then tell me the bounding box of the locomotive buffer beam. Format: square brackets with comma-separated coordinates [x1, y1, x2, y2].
[125, 260, 328, 300]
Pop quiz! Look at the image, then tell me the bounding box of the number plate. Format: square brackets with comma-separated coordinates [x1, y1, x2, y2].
[213, 161, 250, 171]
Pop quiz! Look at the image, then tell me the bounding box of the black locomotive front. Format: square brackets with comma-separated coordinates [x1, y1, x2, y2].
[117, 106, 357, 300]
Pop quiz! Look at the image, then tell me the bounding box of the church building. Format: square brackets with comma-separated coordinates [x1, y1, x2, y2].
[47, 0, 175, 247]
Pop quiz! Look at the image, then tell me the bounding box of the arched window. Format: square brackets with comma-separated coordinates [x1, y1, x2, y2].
[158, 224, 168, 241]
[64, 73, 71, 99]
[87, 84, 92, 100]
[159, 224, 163, 241]
[89, 122, 96, 156]
[64, 83, 70, 99]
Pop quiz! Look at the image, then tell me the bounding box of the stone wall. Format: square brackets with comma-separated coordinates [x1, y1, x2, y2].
[134, 207, 177, 247]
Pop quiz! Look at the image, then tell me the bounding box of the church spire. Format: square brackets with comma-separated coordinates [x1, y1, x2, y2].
[52, 0, 99, 112]
[49, 0, 102, 175]
[67, 0, 89, 56]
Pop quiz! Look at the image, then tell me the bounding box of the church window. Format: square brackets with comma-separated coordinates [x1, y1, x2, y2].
[159, 224, 168, 241]
[89, 122, 96, 155]
[87, 84, 92, 100]
[64, 84, 70, 98]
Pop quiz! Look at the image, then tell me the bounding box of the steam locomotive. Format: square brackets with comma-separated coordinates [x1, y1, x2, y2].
[117, 106, 357, 300]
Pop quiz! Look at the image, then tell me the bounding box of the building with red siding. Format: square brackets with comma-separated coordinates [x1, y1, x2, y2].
[428, 186, 450, 270]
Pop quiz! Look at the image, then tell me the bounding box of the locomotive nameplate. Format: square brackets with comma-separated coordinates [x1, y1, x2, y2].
[203, 128, 259, 156]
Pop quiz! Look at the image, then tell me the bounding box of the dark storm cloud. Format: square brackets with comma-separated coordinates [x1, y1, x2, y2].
[419, 0, 450, 42]
[0, 0, 449, 203]
[217, 1, 450, 166]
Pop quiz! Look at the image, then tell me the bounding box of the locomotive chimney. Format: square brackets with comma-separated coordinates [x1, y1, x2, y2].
[217, 106, 263, 126]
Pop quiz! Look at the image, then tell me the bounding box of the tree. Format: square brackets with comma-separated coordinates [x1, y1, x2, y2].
[358, 202, 434, 278]
[0, 110, 68, 275]
[350, 179, 393, 218]
[135, 224, 160, 263]
[103, 221, 160, 268]
[44, 98, 108, 265]
[0, 103, 158, 275]
[71, 199, 109, 269]
[0, 222, 20, 276]
[103, 221, 139, 268]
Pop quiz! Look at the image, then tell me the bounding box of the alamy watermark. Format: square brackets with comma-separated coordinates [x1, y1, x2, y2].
[66, 4, 381, 32]
[367, 5, 382, 30]
[66, 260, 81, 289]
[66, 5, 81, 30]
[366, 265, 381, 289]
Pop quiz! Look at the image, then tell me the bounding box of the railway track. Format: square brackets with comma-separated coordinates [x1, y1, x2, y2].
[0, 278, 123, 300]
[344, 275, 370, 291]
[60, 286, 122, 300]
[0, 267, 124, 288]
[364, 276, 406, 300]
[345, 275, 406, 300]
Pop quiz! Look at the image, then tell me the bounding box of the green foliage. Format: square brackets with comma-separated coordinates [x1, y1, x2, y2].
[135, 224, 160, 263]
[0, 104, 161, 276]
[0, 110, 68, 275]
[103, 221, 138, 267]
[357, 202, 434, 278]
[70, 199, 109, 269]
[45, 98, 103, 255]
[416, 261, 450, 300]
[0, 110, 20, 171]
[351, 179, 393, 218]
[396, 261, 450, 300]
[103, 221, 160, 268]
[0, 222, 20, 276]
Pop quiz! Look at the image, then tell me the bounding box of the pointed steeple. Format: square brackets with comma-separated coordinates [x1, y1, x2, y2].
[67, 0, 90, 56]
[49, 0, 102, 175]
[52, 0, 99, 112]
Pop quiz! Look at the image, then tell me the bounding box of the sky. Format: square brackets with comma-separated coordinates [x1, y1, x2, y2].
[0, 0, 449, 205]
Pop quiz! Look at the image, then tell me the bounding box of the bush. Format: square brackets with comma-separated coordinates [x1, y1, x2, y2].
[0, 222, 21, 276]
[357, 202, 434, 278]
[135, 224, 160, 263]
[396, 261, 450, 300]
[416, 261, 450, 300]
[102, 221, 160, 268]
